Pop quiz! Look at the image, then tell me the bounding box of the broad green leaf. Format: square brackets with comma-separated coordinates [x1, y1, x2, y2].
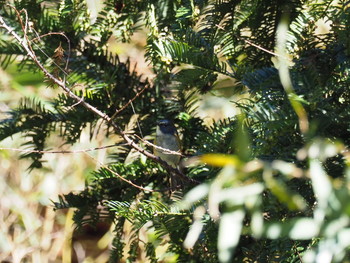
[309, 159, 332, 221]
[233, 114, 251, 162]
[183, 206, 206, 249]
[308, 139, 342, 161]
[262, 218, 319, 240]
[271, 160, 303, 178]
[218, 209, 245, 263]
[288, 218, 319, 239]
[263, 166, 306, 210]
[209, 165, 237, 219]
[200, 154, 241, 167]
[217, 183, 264, 205]
[251, 210, 264, 238]
[324, 215, 349, 237]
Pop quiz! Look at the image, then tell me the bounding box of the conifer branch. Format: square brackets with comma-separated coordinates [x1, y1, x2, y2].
[85, 152, 174, 192]
[0, 9, 198, 185]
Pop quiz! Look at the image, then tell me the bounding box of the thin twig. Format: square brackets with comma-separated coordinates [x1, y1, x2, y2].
[69, 95, 84, 108]
[130, 102, 144, 138]
[215, 23, 288, 59]
[84, 152, 172, 193]
[30, 31, 71, 74]
[243, 39, 281, 57]
[0, 144, 121, 154]
[110, 85, 149, 120]
[292, 242, 303, 263]
[133, 133, 183, 156]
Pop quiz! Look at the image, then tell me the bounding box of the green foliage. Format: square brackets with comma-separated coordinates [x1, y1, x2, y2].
[1, 0, 350, 262]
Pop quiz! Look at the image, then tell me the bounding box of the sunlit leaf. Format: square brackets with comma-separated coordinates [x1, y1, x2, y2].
[183, 206, 206, 249]
[200, 154, 241, 167]
[218, 209, 245, 263]
[217, 183, 264, 205]
[262, 218, 319, 240]
[309, 159, 332, 221]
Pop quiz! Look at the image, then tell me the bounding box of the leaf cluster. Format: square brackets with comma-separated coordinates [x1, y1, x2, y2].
[1, 0, 350, 262]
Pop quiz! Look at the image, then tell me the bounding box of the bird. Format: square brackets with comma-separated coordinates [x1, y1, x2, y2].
[154, 119, 181, 168]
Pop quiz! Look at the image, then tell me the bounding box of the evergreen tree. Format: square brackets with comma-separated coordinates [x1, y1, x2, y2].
[1, 0, 350, 262]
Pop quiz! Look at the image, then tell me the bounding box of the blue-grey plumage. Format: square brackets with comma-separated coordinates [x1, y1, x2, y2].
[154, 119, 181, 167]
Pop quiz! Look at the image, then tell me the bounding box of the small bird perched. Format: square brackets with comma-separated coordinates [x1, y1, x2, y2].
[154, 119, 182, 191]
[154, 119, 181, 168]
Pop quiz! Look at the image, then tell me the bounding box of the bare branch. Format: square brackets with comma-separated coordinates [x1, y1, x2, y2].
[110, 84, 149, 120]
[85, 152, 173, 192]
[134, 134, 183, 156]
[0, 144, 121, 154]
